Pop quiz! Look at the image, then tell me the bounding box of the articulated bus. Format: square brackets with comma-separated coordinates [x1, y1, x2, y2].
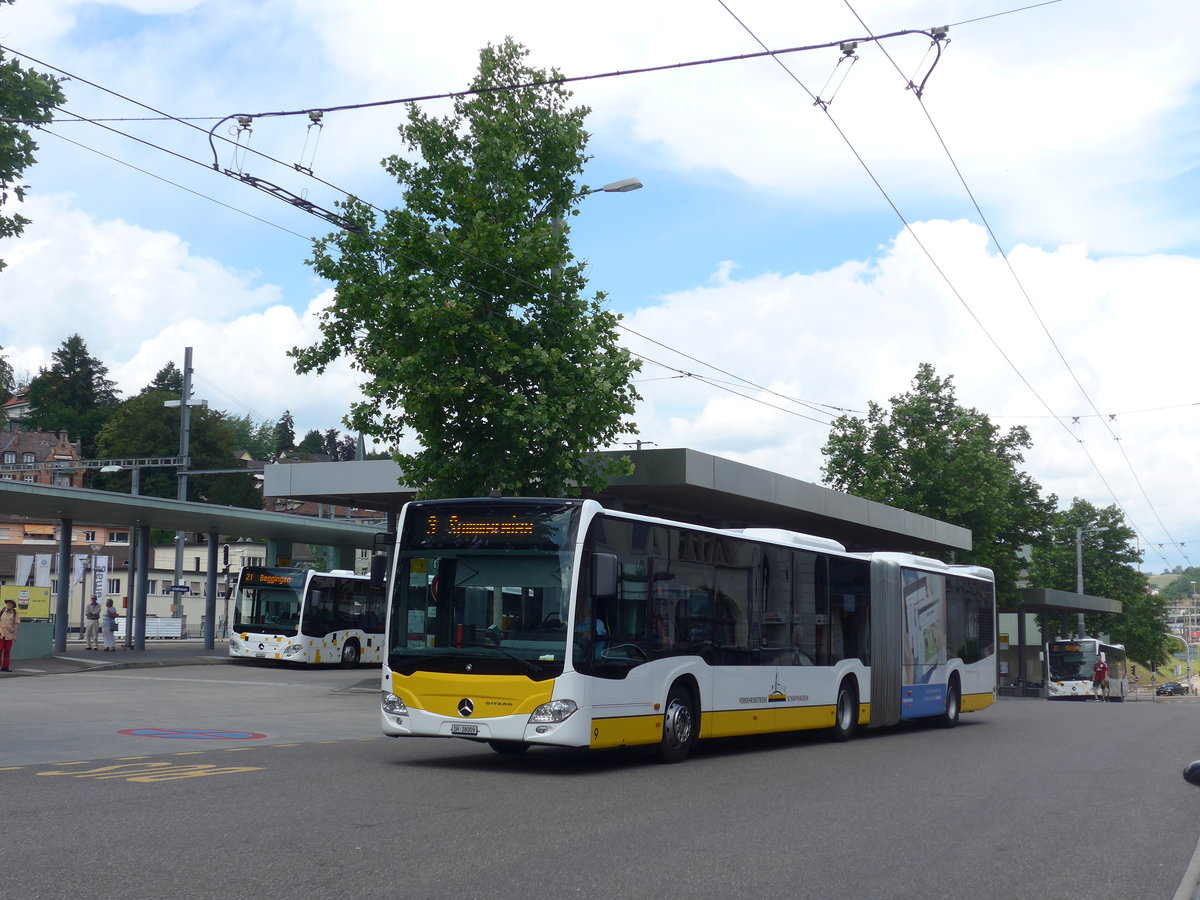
[229, 566, 386, 666]
[1045, 638, 1128, 701]
[379, 498, 997, 761]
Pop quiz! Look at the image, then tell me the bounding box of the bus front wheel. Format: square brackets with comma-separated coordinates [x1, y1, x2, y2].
[340, 641, 360, 667]
[658, 683, 697, 763]
[829, 680, 858, 742]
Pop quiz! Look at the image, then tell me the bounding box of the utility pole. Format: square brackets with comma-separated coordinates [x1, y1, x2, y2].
[163, 347, 206, 627]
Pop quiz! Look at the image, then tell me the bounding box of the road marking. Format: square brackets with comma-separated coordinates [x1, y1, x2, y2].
[78, 673, 296, 686]
[36, 761, 263, 782]
[119, 728, 268, 740]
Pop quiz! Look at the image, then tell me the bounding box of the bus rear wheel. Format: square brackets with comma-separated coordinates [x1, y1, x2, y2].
[940, 678, 960, 728]
[340, 641, 360, 667]
[657, 683, 696, 763]
[829, 680, 858, 742]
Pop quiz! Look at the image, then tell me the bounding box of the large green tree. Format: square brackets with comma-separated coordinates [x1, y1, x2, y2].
[25, 334, 120, 455]
[0, 345, 13, 404]
[1025, 498, 1162, 661]
[94, 390, 262, 509]
[1, 2, 65, 271]
[291, 37, 640, 499]
[821, 363, 1054, 608]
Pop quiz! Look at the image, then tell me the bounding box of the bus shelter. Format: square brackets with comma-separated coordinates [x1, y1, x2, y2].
[1009, 588, 1122, 695]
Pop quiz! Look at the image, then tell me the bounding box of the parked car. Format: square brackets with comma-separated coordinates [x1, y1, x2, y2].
[1157, 681, 1189, 696]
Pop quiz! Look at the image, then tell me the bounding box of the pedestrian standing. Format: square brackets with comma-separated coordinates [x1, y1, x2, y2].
[102, 598, 119, 651]
[1092, 655, 1109, 702]
[0, 598, 20, 672]
[85, 595, 102, 650]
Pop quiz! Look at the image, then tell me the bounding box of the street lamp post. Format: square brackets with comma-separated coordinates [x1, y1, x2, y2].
[1074, 525, 1110, 637]
[1190, 581, 1198, 689]
[547, 177, 643, 278]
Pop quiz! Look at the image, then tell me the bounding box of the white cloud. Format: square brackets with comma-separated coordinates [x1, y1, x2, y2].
[5, 1, 1200, 571]
[4, 196, 281, 361]
[624, 219, 1200, 569]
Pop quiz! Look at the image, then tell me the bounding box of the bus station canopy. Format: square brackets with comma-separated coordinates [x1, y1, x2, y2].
[0, 479, 380, 549]
[262, 447, 973, 556]
[1020, 587, 1123, 617]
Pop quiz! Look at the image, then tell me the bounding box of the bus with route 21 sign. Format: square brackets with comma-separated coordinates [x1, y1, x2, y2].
[229, 566, 386, 666]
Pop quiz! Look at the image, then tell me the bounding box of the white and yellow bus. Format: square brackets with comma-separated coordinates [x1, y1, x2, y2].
[1045, 638, 1128, 701]
[230, 566, 386, 666]
[380, 498, 997, 761]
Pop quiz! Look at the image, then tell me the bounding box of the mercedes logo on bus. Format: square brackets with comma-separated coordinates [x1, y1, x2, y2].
[458, 698, 474, 717]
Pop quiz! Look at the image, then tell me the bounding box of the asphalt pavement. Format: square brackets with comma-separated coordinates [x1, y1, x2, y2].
[5, 643, 1200, 899]
[2, 637, 230, 677]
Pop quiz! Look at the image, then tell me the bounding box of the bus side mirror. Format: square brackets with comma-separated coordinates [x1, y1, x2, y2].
[592, 553, 619, 599]
[369, 555, 388, 590]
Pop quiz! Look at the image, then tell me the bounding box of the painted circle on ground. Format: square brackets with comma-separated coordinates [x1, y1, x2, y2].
[118, 728, 267, 740]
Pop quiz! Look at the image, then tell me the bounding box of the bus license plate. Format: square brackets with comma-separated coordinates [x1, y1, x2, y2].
[255, 652, 266, 658]
[451, 724, 478, 736]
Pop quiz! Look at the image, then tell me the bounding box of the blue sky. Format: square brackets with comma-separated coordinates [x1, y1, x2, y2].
[3, 0, 1200, 573]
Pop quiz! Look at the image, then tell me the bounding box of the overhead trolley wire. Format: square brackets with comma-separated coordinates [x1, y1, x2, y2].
[841, 0, 1184, 562]
[714, 0, 1170, 563]
[0, 31, 974, 448]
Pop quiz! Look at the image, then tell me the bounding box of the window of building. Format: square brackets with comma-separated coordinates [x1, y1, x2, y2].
[83, 530, 96, 542]
[147, 579, 158, 595]
[21, 452, 35, 463]
[1, 451, 14, 464]
[21, 474, 35, 483]
[109, 532, 129, 544]
[108, 578, 121, 595]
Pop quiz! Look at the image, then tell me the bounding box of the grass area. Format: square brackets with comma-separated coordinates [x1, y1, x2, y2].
[1129, 660, 1198, 688]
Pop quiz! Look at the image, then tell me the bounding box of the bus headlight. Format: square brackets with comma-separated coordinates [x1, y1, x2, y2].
[283, 643, 303, 656]
[381, 692, 408, 717]
[229, 637, 240, 651]
[529, 699, 577, 724]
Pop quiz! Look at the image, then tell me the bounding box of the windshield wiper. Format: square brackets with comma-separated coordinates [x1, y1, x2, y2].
[467, 640, 543, 675]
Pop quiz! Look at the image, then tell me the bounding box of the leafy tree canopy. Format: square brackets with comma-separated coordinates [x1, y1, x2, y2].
[291, 37, 640, 499]
[0, 344, 13, 407]
[94, 390, 262, 509]
[1026, 498, 1161, 661]
[25, 334, 120, 456]
[272, 410, 295, 454]
[821, 363, 1054, 609]
[0, 3, 65, 271]
[142, 362, 184, 395]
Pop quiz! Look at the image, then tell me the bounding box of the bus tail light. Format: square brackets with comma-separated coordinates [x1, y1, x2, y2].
[529, 699, 577, 723]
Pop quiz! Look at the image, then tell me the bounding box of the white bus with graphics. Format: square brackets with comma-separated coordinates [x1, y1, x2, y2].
[230, 566, 385, 666]
[380, 498, 997, 761]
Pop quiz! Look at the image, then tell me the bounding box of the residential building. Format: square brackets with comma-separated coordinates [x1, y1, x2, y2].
[0, 427, 84, 487]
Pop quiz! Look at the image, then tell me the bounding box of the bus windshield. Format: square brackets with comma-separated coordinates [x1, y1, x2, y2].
[1047, 641, 1096, 681]
[389, 552, 573, 679]
[233, 567, 304, 636]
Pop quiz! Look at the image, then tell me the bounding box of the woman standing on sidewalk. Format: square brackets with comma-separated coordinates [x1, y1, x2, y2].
[102, 598, 118, 651]
[0, 598, 19, 672]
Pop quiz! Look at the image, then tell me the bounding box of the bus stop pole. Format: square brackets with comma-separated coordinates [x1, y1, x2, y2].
[203, 532, 218, 649]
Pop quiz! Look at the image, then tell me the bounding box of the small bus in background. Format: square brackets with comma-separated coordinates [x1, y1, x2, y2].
[1046, 638, 1128, 701]
[229, 566, 386, 666]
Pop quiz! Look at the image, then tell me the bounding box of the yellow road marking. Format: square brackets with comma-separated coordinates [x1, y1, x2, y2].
[37, 762, 263, 782]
